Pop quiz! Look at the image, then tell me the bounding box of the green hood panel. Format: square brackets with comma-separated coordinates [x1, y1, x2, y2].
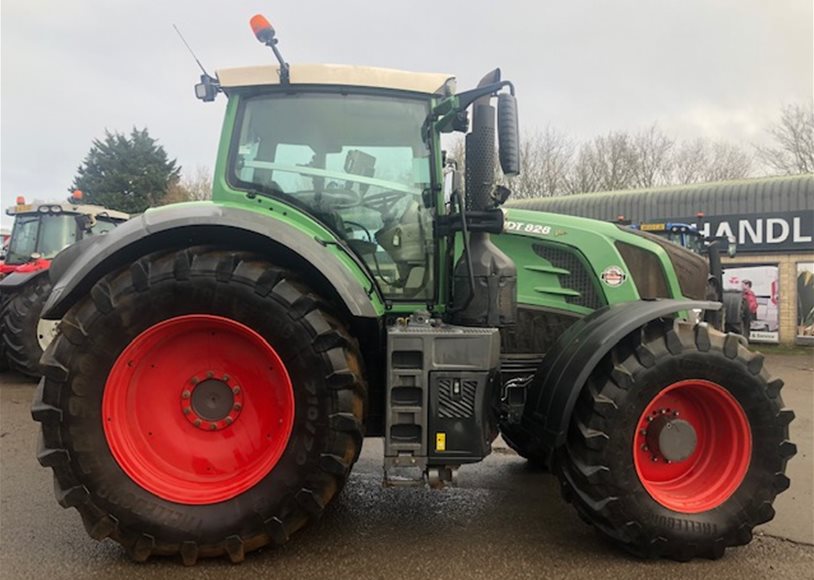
[495, 208, 686, 315]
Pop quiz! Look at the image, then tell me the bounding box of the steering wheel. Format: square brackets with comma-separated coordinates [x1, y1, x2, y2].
[321, 187, 361, 208]
[361, 189, 418, 214]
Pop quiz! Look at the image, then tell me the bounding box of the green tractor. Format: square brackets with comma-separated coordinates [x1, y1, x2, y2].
[33, 16, 794, 564]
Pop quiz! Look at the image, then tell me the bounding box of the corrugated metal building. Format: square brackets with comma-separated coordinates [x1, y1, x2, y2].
[508, 175, 814, 345]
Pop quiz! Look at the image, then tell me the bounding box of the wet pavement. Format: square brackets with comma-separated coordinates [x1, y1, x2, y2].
[1, 352, 812, 579]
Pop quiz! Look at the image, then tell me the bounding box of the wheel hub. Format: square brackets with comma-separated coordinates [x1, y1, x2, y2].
[181, 372, 244, 431]
[633, 379, 752, 513]
[643, 410, 697, 463]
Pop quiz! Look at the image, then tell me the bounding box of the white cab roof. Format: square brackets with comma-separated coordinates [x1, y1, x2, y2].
[216, 64, 455, 95]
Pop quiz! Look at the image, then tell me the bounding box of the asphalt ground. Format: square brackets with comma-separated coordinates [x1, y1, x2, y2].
[1, 351, 812, 580]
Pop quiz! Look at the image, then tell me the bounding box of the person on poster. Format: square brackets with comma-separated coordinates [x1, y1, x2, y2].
[743, 280, 758, 328]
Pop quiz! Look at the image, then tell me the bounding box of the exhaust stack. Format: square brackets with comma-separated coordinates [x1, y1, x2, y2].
[450, 70, 517, 328]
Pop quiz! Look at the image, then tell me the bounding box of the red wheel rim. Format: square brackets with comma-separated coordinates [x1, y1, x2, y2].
[103, 315, 295, 505]
[633, 379, 751, 513]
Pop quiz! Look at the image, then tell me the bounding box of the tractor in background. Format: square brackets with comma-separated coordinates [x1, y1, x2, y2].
[32, 15, 794, 565]
[0, 192, 128, 375]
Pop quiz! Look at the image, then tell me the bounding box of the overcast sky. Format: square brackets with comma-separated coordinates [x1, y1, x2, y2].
[1, 0, 812, 228]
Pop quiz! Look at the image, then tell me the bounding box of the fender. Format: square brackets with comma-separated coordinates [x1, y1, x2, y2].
[521, 299, 721, 461]
[42, 202, 382, 320]
[0, 268, 50, 290]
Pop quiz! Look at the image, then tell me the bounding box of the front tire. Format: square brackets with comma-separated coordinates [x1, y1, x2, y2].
[499, 423, 548, 468]
[2, 276, 54, 376]
[556, 319, 795, 560]
[32, 247, 366, 564]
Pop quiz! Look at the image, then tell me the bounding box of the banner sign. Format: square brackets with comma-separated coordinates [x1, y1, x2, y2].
[667, 211, 813, 253]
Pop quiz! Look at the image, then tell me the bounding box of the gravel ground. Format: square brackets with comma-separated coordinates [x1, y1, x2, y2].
[1, 351, 811, 579]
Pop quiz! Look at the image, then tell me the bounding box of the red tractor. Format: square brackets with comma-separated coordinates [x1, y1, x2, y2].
[0, 192, 128, 375]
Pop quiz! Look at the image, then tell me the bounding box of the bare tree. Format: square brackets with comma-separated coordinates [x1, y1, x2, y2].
[564, 145, 600, 194]
[704, 141, 753, 181]
[565, 131, 638, 193]
[757, 103, 814, 174]
[509, 127, 574, 198]
[632, 124, 674, 187]
[672, 138, 709, 184]
[160, 166, 212, 205]
[671, 138, 752, 184]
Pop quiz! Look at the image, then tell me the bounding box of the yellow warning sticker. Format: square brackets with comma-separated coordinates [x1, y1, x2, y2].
[436, 432, 446, 452]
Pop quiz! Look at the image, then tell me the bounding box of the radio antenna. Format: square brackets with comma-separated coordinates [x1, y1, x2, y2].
[173, 24, 210, 77]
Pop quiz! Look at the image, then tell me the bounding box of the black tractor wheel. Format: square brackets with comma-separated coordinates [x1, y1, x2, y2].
[2, 276, 57, 377]
[722, 290, 748, 338]
[32, 247, 366, 564]
[499, 423, 548, 468]
[555, 319, 795, 561]
[702, 279, 724, 331]
[0, 291, 10, 372]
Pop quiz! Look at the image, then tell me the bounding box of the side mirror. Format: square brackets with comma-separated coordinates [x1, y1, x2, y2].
[75, 214, 95, 233]
[497, 93, 520, 177]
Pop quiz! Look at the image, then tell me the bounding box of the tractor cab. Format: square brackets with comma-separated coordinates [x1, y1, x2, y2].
[2, 193, 129, 275]
[204, 15, 520, 311]
[220, 66, 451, 300]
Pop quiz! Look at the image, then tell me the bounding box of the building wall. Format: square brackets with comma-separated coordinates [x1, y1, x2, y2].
[722, 253, 814, 345]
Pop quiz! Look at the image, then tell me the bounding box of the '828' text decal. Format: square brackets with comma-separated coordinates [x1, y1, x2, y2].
[505, 221, 551, 235]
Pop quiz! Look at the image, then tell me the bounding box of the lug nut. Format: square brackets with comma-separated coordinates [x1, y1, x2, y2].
[222, 374, 230, 382]
[233, 403, 242, 411]
[182, 390, 191, 399]
[193, 419, 202, 427]
[224, 417, 233, 425]
[190, 377, 199, 385]
[651, 456, 658, 462]
[182, 408, 191, 415]
[206, 371, 214, 378]
[209, 423, 217, 431]
[641, 445, 649, 451]
[639, 429, 647, 436]
[232, 386, 241, 395]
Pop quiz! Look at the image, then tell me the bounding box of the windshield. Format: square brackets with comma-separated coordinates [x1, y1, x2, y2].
[6, 214, 78, 265]
[663, 230, 705, 254]
[231, 92, 435, 300]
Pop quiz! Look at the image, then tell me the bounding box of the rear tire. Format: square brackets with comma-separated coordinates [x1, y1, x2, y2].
[555, 319, 795, 560]
[32, 247, 366, 564]
[2, 276, 53, 377]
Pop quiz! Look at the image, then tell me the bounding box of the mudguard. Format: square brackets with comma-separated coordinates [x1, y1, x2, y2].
[42, 203, 381, 320]
[0, 268, 49, 290]
[521, 299, 721, 461]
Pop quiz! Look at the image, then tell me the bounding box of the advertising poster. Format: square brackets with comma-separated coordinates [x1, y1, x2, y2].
[798, 262, 814, 343]
[723, 265, 779, 343]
